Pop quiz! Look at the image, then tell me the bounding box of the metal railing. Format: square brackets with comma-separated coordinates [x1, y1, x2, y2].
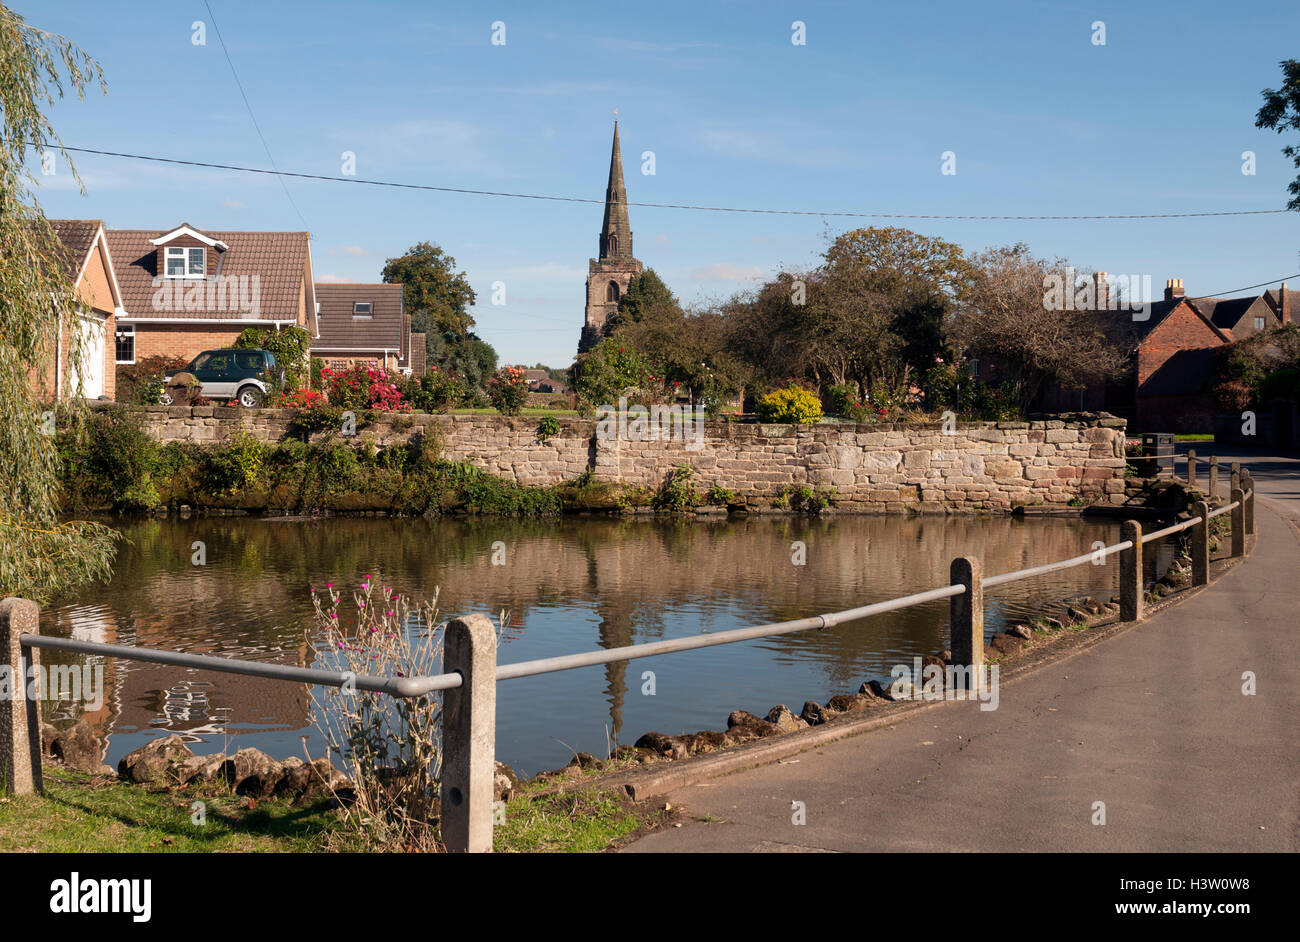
[2, 471, 1257, 852]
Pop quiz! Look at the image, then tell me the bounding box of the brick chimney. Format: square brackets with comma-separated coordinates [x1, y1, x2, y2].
[1094, 271, 1110, 309]
[1282, 282, 1290, 325]
[1163, 278, 1185, 302]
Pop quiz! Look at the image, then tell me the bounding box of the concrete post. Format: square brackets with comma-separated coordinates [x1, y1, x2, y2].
[1208, 457, 1218, 499]
[1243, 473, 1256, 536]
[1231, 462, 1241, 494]
[1191, 500, 1210, 587]
[1186, 449, 1197, 489]
[0, 598, 43, 796]
[1120, 521, 1143, 622]
[441, 613, 497, 853]
[949, 556, 983, 692]
[1230, 487, 1245, 558]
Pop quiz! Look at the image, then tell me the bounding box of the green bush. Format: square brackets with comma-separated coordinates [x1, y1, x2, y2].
[536, 416, 561, 440]
[653, 465, 697, 510]
[236, 325, 312, 393]
[570, 338, 650, 412]
[58, 409, 162, 512]
[406, 368, 466, 413]
[485, 366, 529, 416]
[205, 432, 267, 494]
[757, 385, 823, 425]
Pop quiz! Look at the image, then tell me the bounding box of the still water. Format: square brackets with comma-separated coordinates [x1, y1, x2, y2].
[41, 514, 1168, 776]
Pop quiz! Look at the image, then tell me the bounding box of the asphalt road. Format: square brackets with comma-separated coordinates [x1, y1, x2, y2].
[624, 447, 1300, 853]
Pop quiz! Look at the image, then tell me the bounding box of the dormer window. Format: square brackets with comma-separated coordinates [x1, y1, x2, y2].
[165, 246, 205, 278]
[353, 301, 372, 318]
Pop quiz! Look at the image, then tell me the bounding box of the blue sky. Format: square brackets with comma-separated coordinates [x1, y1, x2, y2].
[20, 0, 1300, 367]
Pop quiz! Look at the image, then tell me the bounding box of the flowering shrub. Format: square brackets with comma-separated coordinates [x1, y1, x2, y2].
[322, 363, 411, 412]
[271, 388, 327, 409]
[309, 580, 446, 850]
[486, 366, 530, 416]
[757, 384, 823, 425]
[406, 367, 466, 414]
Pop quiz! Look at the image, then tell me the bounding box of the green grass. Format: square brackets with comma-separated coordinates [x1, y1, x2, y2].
[0, 769, 359, 853]
[1174, 433, 1215, 441]
[1, 765, 659, 853]
[493, 777, 663, 853]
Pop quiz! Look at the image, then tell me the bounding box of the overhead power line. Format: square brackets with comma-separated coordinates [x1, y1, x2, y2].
[40, 143, 1299, 222]
[203, 0, 309, 230]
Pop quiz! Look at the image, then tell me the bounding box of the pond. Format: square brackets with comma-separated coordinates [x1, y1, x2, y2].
[40, 513, 1172, 776]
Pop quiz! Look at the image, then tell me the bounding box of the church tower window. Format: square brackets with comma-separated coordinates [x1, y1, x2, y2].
[606, 280, 620, 302]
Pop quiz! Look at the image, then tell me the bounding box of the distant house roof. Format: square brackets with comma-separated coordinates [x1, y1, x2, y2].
[313, 283, 405, 355]
[1138, 347, 1217, 397]
[106, 225, 313, 324]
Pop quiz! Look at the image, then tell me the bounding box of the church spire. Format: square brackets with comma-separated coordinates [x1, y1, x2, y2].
[600, 120, 632, 260]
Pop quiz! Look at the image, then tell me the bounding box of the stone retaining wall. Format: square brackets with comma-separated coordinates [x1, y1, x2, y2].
[96, 403, 1129, 512]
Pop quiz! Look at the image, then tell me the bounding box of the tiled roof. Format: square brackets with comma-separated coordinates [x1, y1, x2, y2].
[48, 219, 102, 279]
[313, 283, 404, 352]
[107, 227, 309, 320]
[1138, 347, 1217, 397]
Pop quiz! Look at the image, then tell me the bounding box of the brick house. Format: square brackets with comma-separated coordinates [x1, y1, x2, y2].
[312, 282, 422, 374]
[105, 223, 318, 372]
[977, 275, 1293, 433]
[37, 219, 126, 401]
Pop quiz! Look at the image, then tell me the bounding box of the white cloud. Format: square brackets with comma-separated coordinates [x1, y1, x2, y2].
[223, 198, 245, 210]
[316, 273, 351, 283]
[697, 123, 855, 169]
[690, 263, 765, 281]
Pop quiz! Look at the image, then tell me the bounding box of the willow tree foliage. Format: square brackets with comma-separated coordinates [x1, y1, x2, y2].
[0, 4, 118, 601]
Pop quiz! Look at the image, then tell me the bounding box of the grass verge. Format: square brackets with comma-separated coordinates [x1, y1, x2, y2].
[0, 769, 359, 853]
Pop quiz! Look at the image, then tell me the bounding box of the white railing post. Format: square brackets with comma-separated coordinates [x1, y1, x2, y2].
[1186, 449, 1198, 489]
[0, 598, 43, 796]
[441, 613, 497, 853]
[1120, 521, 1143, 622]
[1208, 456, 1218, 498]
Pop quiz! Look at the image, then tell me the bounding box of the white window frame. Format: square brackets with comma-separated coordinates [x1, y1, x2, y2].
[165, 246, 206, 279]
[1254, 316, 1266, 330]
[114, 323, 136, 364]
[353, 301, 373, 317]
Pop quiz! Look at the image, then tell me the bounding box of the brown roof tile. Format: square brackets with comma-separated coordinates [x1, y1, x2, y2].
[106, 226, 310, 321]
[313, 282, 405, 352]
[48, 219, 103, 279]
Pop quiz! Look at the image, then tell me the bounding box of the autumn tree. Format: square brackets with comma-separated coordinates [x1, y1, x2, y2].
[0, 3, 118, 600]
[948, 244, 1130, 412]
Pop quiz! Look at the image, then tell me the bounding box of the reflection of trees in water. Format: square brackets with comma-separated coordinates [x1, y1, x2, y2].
[56, 513, 1130, 756]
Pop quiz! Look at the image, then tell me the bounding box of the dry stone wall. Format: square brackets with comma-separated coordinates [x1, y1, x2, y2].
[102, 404, 1128, 512]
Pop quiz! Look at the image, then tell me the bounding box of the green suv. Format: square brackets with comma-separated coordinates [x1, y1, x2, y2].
[164, 348, 278, 407]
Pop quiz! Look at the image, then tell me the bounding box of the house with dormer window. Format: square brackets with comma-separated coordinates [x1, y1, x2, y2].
[104, 222, 318, 373]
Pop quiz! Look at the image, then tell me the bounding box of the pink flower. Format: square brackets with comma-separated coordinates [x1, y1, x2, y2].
[386, 610, 394, 617]
[330, 613, 338, 619]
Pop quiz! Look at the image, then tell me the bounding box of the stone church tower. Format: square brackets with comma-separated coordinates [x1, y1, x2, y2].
[579, 121, 643, 353]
